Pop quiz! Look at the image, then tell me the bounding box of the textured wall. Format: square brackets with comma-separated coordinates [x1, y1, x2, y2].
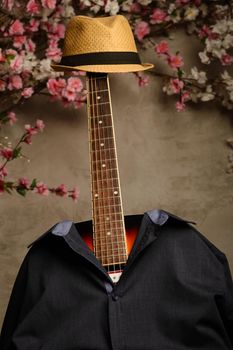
[1, 29, 233, 328]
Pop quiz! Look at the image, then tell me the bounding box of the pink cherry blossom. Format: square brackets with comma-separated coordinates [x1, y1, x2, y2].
[155, 40, 169, 55]
[41, 0, 56, 9]
[25, 124, 38, 135]
[35, 119, 45, 131]
[70, 186, 79, 202]
[130, 3, 141, 13]
[220, 54, 233, 66]
[47, 78, 66, 96]
[175, 101, 186, 112]
[27, 19, 40, 32]
[181, 90, 190, 102]
[7, 111, 17, 125]
[23, 134, 32, 145]
[34, 182, 49, 195]
[9, 20, 25, 36]
[5, 48, 17, 56]
[8, 75, 23, 90]
[55, 184, 68, 197]
[0, 166, 8, 178]
[47, 23, 66, 40]
[2, 0, 14, 10]
[21, 87, 34, 98]
[150, 8, 169, 24]
[171, 78, 184, 93]
[45, 40, 62, 61]
[61, 88, 77, 101]
[136, 72, 149, 86]
[25, 38, 36, 53]
[10, 54, 24, 71]
[134, 21, 150, 41]
[13, 35, 26, 49]
[18, 177, 30, 189]
[26, 0, 40, 14]
[167, 54, 184, 69]
[0, 147, 13, 160]
[67, 77, 83, 92]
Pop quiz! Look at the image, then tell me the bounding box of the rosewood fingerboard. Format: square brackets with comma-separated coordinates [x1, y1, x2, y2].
[86, 73, 128, 270]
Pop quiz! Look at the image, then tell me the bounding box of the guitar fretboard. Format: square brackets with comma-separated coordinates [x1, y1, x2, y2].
[86, 73, 128, 269]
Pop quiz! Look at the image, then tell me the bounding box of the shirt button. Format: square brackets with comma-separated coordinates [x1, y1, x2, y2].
[112, 293, 119, 301]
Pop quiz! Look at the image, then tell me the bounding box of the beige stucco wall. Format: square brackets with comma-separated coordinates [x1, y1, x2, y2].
[1, 29, 233, 328]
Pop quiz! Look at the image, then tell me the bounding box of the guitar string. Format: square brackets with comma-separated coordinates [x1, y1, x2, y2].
[106, 75, 121, 274]
[104, 75, 116, 274]
[89, 75, 102, 266]
[87, 76, 97, 260]
[108, 74, 126, 271]
[93, 74, 109, 272]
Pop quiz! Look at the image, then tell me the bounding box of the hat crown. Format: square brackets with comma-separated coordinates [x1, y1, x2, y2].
[63, 15, 137, 57]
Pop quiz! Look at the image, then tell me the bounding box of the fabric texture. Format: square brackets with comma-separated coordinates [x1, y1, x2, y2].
[0, 209, 233, 350]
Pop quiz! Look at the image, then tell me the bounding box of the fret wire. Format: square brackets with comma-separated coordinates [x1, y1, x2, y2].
[89, 137, 114, 143]
[93, 210, 123, 215]
[102, 261, 127, 266]
[89, 126, 114, 131]
[92, 157, 117, 163]
[93, 231, 125, 236]
[92, 167, 117, 171]
[93, 177, 119, 182]
[94, 219, 125, 225]
[94, 203, 122, 208]
[93, 194, 121, 198]
[94, 239, 126, 244]
[90, 113, 111, 118]
[97, 255, 127, 260]
[92, 186, 120, 191]
[88, 101, 110, 107]
[88, 89, 109, 93]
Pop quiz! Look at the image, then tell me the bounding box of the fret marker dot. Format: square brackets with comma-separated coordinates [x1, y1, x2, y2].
[99, 120, 103, 124]
[94, 193, 98, 198]
[107, 231, 111, 236]
[97, 96, 101, 100]
[100, 143, 104, 147]
[102, 164, 106, 167]
[114, 191, 118, 195]
[106, 217, 109, 221]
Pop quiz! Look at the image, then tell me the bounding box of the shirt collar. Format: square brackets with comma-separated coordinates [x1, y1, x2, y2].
[27, 209, 196, 249]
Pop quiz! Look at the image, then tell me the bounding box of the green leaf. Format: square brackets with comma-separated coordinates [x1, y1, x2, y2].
[16, 187, 27, 197]
[30, 178, 37, 190]
[12, 146, 22, 159]
[6, 54, 15, 63]
[4, 181, 14, 194]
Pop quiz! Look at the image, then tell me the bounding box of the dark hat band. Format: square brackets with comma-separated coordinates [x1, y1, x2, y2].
[59, 51, 142, 66]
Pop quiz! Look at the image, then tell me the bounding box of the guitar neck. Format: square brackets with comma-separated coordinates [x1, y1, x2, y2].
[86, 72, 128, 268]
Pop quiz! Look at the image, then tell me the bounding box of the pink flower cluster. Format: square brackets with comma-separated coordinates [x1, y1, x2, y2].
[134, 8, 170, 41]
[155, 41, 184, 69]
[23, 119, 45, 144]
[155, 40, 190, 111]
[47, 77, 86, 108]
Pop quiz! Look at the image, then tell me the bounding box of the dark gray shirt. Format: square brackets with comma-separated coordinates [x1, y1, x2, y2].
[0, 209, 233, 350]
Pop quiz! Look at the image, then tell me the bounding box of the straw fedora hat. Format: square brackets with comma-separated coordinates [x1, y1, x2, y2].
[51, 15, 154, 73]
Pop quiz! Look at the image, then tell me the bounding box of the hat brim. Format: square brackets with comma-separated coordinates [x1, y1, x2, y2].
[50, 63, 154, 73]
